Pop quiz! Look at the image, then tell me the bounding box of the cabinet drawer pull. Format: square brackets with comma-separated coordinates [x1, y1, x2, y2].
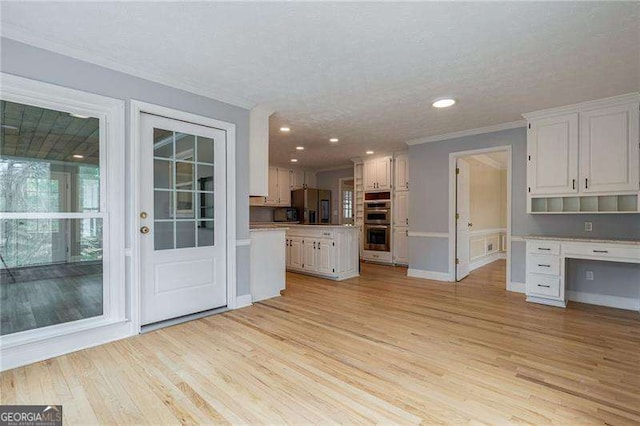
[538, 264, 551, 267]
[593, 249, 608, 253]
[537, 284, 551, 288]
[538, 247, 551, 251]
[323, 232, 331, 236]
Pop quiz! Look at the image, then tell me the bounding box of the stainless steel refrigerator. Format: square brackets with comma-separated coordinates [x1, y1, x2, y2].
[291, 188, 332, 224]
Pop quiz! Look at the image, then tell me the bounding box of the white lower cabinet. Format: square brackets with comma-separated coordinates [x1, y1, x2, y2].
[285, 226, 359, 280]
[393, 227, 408, 265]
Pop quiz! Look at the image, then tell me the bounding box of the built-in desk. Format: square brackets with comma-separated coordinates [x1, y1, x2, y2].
[524, 236, 640, 310]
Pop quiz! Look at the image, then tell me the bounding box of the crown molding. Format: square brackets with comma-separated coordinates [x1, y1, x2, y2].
[522, 92, 640, 121]
[406, 120, 526, 146]
[1, 25, 257, 110]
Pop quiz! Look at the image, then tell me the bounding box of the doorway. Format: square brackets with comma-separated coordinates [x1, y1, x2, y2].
[450, 146, 511, 287]
[139, 113, 228, 326]
[338, 177, 354, 225]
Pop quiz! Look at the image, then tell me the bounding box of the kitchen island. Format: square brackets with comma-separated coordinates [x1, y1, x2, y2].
[251, 224, 360, 281]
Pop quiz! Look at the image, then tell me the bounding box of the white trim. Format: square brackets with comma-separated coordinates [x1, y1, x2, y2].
[469, 228, 507, 237]
[472, 154, 506, 170]
[567, 291, 640, 311]
[406, 121, 525, 146]
[0, 73, 127, 370]
[236, 239, 251, 247]
[469, 252, 506, 272]
[1, 321, 133, 372]
[522, 92, 640, 121]
[129, 100, 238, 334]
[407, 231, 449, 238]
[449, 145, 512, 287]
[1, 27, 256, 109]
[510, 235, 527, 242]
[337, 176, 355, 225]
[508, 281, 526, 293]
[407, 268, 453, 282]
[235, 294, 253, 309]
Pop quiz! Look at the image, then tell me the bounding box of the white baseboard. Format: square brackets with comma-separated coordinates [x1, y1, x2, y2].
[469, 252, 506, 272]
[1, 321, 133, 372]
[508, 281, 526, 293]
[235, 294, 253, 309]
[407, 268, 453, 282]
[567, 291, 640, 311]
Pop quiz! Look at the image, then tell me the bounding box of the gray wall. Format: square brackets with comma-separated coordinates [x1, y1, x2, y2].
[1, 38, 252, 303]
[408, 127, 640, 297]
[315, 167, 354, 224]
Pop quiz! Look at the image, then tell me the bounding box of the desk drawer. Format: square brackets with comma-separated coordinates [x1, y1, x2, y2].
[562, 244, 640, 262]
[527, 241, 560, 256]
[528, 254, 560, 276]
[527, 274, 561, 298]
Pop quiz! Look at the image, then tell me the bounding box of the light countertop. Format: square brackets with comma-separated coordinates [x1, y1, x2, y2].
[250, 227, 289, 233]
[250, 223, 359, 230]
[523, 235, 640, 246]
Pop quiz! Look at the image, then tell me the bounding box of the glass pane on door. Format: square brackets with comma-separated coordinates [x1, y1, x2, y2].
[0, 100, 104, 335]
[152, 128, 215, 250]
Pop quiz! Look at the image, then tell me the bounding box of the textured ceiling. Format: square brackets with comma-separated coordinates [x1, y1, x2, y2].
[1, 2, 639, 169]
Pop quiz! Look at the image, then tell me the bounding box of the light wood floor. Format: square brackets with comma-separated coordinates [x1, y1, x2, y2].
[2, 260, 639, 424]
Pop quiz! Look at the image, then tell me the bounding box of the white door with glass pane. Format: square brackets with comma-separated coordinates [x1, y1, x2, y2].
[140, 113, 227, 325]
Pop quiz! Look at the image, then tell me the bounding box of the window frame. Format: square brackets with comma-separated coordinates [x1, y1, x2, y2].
[0, 73, 126, 349]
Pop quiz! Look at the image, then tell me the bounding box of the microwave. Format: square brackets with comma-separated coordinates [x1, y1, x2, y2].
[274, 207, 299, 222]
[364, 201, 391, 224]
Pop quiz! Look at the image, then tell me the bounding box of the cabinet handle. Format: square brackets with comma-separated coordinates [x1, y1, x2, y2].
[406, 218, 408, 225]
[593, 250, 608, 253]
[572, 179, 575, 190]
[538, 248, 551, 251]
[313, 241, 316, 249]
[406, 181, 409, 189]
[537, 284, 551, 288]
[585, 178, 589, 189]
[538, 264, 551, 268]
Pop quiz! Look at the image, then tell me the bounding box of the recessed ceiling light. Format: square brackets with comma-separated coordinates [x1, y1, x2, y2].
[366, 150, 374, 155]
[296, 146, 304, 150]
[329, 138, 339, 143]
[73, 154, 84, 159]
[69, 113, 91, 119]
[280, 127, 290, 132]
[432, 98, 456, 108]
[290, 158, 298, 163]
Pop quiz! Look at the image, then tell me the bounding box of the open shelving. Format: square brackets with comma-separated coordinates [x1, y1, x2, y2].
[529, 194, 639, 214]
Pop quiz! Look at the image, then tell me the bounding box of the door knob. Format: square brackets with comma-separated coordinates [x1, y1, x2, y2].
[140, 226, 150, 234]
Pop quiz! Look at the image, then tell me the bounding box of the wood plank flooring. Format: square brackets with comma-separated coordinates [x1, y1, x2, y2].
[2, 260, 639, 424]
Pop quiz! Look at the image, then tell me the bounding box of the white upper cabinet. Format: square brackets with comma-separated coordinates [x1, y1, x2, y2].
[527, 113, 579, 195]
[579, 103, 639, 193]
[364, 156, 392, 191]
[266, 166, 279, 205]
[290, 169, 305, 190]
[277, 168, 291, 206]
[394, 154, 409, 191]
[524, 94, 640, 205]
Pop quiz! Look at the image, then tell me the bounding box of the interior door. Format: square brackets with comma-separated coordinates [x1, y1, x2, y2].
[456, 159, 471, 281]
[140, 113, 227, 325]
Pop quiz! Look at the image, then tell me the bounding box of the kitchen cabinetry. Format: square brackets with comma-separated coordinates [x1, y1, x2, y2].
[394, 154, 409, 191]
[394, 191, 409, 227]
[290, 169, 317, 190]
[393, 228, 409, 265]
[579, 103, 639, 193]
[524, 95, 639, 213]
[251, 166, 292, 206]
[284, 226, 359, 280]
[527, 113, 579, 196]
[364, 156, 392, 190]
